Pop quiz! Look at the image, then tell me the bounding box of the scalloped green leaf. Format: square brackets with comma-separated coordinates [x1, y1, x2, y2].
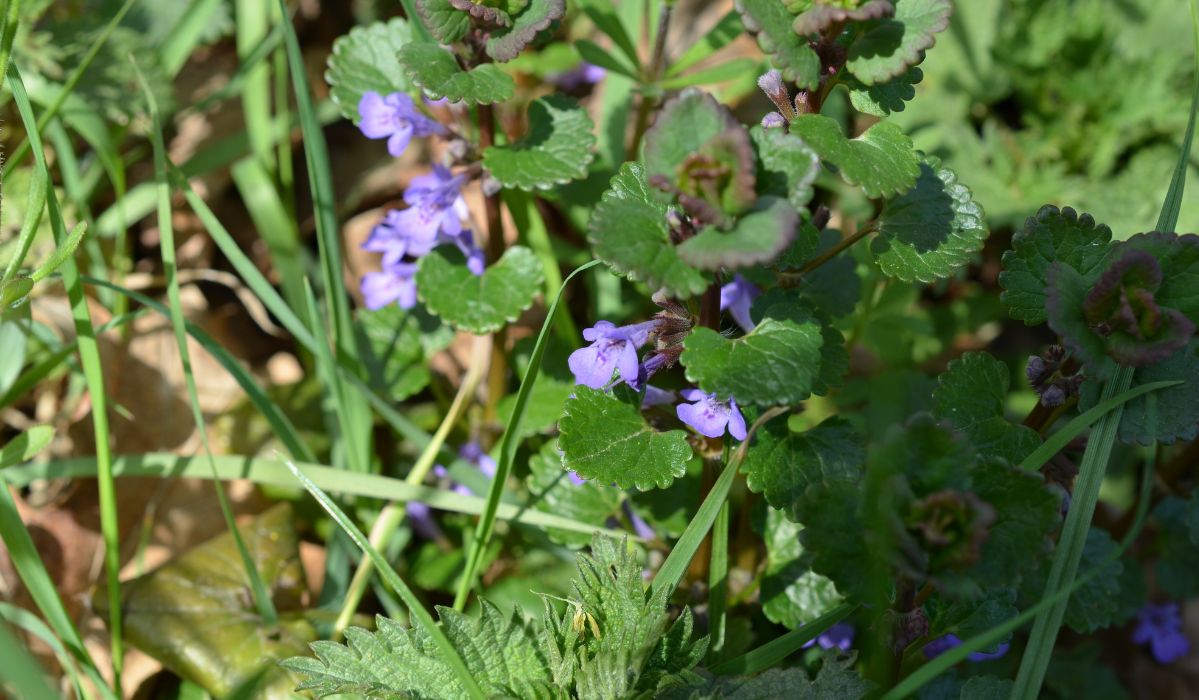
[790, 115, 920, 199]
[398, 42, 515, 104]
[1061, 529, 1142, 634]
[845, 0, 952, 85]
[486, 0, 566, 62]
[791, 0, 894, 35]
[326, 18, 417, 123]
[1045, 262, 1112, 370]
[933, 352, 1041, 465]
[736, 0, 820, 89]
[757, 506, 843, 629]
[999, 205, 1114, 326]
[642, 89, 741, 188]
[742, 416, 864, 523]
[681, 317, 824, 406]
[871, 156, 986, 284]
[415, 0, 472, 44]
[587, 162, 710, 298]
[557, 386, 692, 491]
[358, 305, 432, 402]
[752, 125, 821, 211]
[526, 442, 623, 547]
[483, 95, 596, 190]
[847, 67, 923, 116]
[415, 246, 543, 334]
[677, 197, 798, 270]
[1122, 231, 1199, 322]
[1078, 339, 1199, 446]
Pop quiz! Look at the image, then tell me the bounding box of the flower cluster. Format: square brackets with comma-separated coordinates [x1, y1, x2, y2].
[357, 93, 484, 311]
[923, 634, 1010, 662]
[1133, 602, 1190, 664]
[1026, 344, 1084, 408]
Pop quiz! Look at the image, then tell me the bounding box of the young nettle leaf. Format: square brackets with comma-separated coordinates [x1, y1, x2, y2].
[558, 386, 692, 490]
[414, 0, 473, 44]
[791, 0, 895, 35]
[1000, 205, 1114, 326]
[526, 443, 623, 548]
[680, 316, 824, 406]
[398, 42, 516, 104]
[587, 162, 710, 298]
[844, 0, 952, 85]
[736, 0, 821, 89]
[415, 245, 543, 334]
[751, 125, 821, 211]
[757, 506, 843, 629]
[742, 415, 864, 522]
[932, 352, 1041, 466]
[326, 18, 418, 123]
[846, 67, 923, 117]
[485, 0, 567, 62]
[871, 156, 987, 284]
[677, 196, 799, 270]
[790, 115, 921, 199]
[483, 94, 597, 190]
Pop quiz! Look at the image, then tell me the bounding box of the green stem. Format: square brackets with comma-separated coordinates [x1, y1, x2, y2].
[1010, 365, 1135, 699]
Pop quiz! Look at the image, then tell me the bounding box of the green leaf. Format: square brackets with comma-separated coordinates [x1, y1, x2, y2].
[1060, 529, 1142, 634]
[110, 504, 316, 696]
[742, 416, 864, 522]
[587, 162, 710, 298]
[558, 386, 692, 490]
[286, 602, 549, 698]
[357, 306, 432, 402]
[398, 42, 516, 104]
[416, 246, 544, 334]
[1153, 496, 1199, 599]
[642, 89, 750, 202]
[793, 229, 862, 318]
[526, 442, 623, 547]
[664, 652, 873, 699]
[871, 156, 987, 284]
[791, 0, 894, 35]
[486, 0, 566, 62]
[752, 125, 821, 211]
[1078, 339, 1199, 445]
[736, 0, 821, 89]
[757, 506, 843, 629]
[497, 376, 575, 441]
[790, 115, 920, 199]
[847, 67, 923, 116]
[414, 0, 472, 44]
[0, 278, 33, 308]
[678, 197, 799, 270]
[1045, 262, 1112, 369]
[932, 352, 1041, 466]
[1121, 231, 1199, 322]
[0, 426, 54, 470]
[970, 459, 1062, 591]
[325, 18, 417, 123]
[1000, 205, 1114, 326]
[681, 317, 824, 406]
[483, 94, 597, 190]
[960, 677, 1015, 700]
[845, 0, 952, 85]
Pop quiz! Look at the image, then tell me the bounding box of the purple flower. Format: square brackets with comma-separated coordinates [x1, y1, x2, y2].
[720, 274, 760, 333]
[358, 91, 446, 156]
[642, 385, 676, 409]
[547, 62, 606, 90]
[676, 389, 747, 440]
[802, 622, 855, 651]
[567, 320, 658, 389]
[360, 260, 419, 310]
[445, 229, 486, 276]
[459, 442, 497, 479]
[1133, 603, 1191, 663]
[761, 112, 787, 129]
[364, 166, 469, 263]
[757, 69, 796, 127]
[623, 501, 656, 541]
[406, 501, 444, 540]
[923, 634, 1010, 662]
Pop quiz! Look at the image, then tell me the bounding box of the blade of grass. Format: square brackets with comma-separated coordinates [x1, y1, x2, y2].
[230, 157, 307, 313]
[0, 0, 22, 87]
[578, 0, 641, 72]
[189, 24, 283, 115]
[504, 190, 577, 340]
[1156, 0, 1199, 235]
[650, 407, 787, 599]
[160, 0, 225, 77]
[0, 601, 117, 700]
[136, 61, 278, 625]
[667, 10, 743, 76]
[0, 425, 53, 469]
[282, 458, 489, 700]
[0, 619, 59, 700]
[707, 500, 730, 664]
[5, 453, 636, 538]
[333, 335, 491, 637]
[711, 603, 859, 676]
[236, 0, 274, 171]
[277, 0, 371, 475]
[452, 259, 601, 610]
[2, 0, 137, 178]
[7, 61, 123, 691]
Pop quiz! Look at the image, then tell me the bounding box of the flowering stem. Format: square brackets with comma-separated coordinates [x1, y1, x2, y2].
[478, 103, 509, 420]
[331, 335, 491, 639]
[798, 222, 877, 275]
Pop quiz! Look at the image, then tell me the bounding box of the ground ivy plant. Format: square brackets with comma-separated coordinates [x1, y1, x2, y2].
[280, 1, 1199, 698]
